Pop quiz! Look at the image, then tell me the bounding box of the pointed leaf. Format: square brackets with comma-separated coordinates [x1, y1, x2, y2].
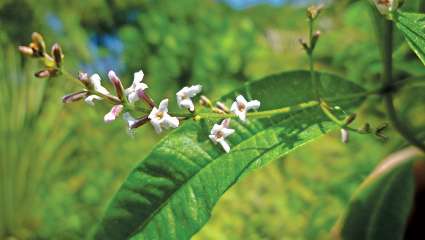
[394, 11, 425, 65]
[333, 147, 419, 240]
[93, 71, 366, 240]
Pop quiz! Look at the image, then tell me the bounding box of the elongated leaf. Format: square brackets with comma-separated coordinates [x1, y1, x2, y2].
[93, 71, 365, 240]
[333, 147, 419, 240]
[394, 11, 425, 65]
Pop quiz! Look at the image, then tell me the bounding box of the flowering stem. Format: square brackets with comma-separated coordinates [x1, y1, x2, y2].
[381, 20, 425, 152]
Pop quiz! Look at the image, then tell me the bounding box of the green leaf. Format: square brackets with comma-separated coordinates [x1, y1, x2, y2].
[333, 148, 418, 240]
[394, 11, 425, 65]
[93, 71, 365, 240]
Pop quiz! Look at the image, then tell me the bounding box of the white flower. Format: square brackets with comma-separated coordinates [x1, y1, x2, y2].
[123, 112, 137, 129]
[85, 73, 110, 106]
[370, 0, 398, 15]
[209, 119, 235, 153]
[148, 99, 179, 133]
[125, 70, 148, 104]
[230, 95, 261, 122]
[176, 85, 202, 111]
[104, 105, 124, 123]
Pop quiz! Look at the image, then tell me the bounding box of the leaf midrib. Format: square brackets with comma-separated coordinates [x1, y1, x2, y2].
[128, 105, 330, 238]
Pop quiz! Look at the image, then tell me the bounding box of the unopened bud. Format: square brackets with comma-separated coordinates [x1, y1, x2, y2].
[307, 4, 324, 20]
[343, 113, 356, 126]
[31, 32, 46, 55]
[341, 128, 349, 144]
[52, 43, 63, 68]
[129, 115, 149, 129]
[137, 89, 156, 108]
[62, 91, 88, 103]
[35, 69, 51, 78]
[78, 72, 91, 88]
[298, 38, 309, 52]
[199, 95, 213, 108]
[216, 101, 230, 113]
[18, 46, 34, 57]
[311, 30, 321, 51]
[212, 107, 226, 114]
[108, 71, 125, 101]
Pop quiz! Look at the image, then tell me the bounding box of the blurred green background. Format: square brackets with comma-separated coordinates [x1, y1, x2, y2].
[0, 0, 424, 239]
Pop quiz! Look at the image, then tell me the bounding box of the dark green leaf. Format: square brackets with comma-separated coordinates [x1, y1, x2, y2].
[93, 71, 365, 240]
[333, 148, 417, 240]
[394, 11, 425, 65]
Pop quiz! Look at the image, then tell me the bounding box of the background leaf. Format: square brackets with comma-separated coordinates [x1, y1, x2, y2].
[394, 11, 425, 65]
[93, 70, 366, 240]
[333, 147, 420, 240]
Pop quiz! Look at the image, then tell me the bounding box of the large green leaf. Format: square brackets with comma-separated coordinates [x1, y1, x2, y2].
[333, 147, 419, 240]
[394, 11, 425, 65]
[93, 71, 365, 240]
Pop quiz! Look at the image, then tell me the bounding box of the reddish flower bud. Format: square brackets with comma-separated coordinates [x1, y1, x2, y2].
[108, 71, 125, 101]
[137, 89, 156, 108]
[51, 43, 63, 68]
[78, 72, 91, 88]
[35, 69, 51, 78]
[130, 115, 149, 129]
[62, 91, 89, 103]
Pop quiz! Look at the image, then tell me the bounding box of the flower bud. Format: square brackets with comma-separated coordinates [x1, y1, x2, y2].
[137, 89, 156, 108]
[199, 95, 213, 108]
[129, 115, 150, 129]
[52, 43, 63, 68]
[216, 101, 230, 113]
[18, 46, 34, 57]
[31, 32, 46, 56]
[35, 69, 51, 78]
[62, 91, 88, 103]
[341, 128, 349, 144]
[108, 71, 125, 101]
[104, 104, 124, 123]
[307, 5, 324, 20]
[310, 30, 321, 51]
[78, 72, 91, 88]
[298, 38, 309, 52]
[343, 113, 356, 126]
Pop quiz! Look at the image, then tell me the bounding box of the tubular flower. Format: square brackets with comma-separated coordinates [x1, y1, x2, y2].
[176, 85, 202, 111]
[341, 128, 349, 144]
[148, 99, 179, 133]
[125, 70, 148, 104]
[230, 95, 261, 122]
[104, 105, 124, 123]
[85, 74, 111, 106]
[209, 119, 235, 153]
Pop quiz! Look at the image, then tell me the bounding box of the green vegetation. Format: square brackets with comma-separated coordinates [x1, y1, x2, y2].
[0, 0, 424, 239]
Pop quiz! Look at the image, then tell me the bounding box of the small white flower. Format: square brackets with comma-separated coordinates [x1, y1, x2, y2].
[125, 70, 148, 104]
[230, 95, 261, 122]
[370, 0, 398, 15]
[104, 104, 124, 123]
[85, 73, 110, 106]
[209, 119, 235, 153]
[148, 99, 179, 133]
[176, 85, 202, 111]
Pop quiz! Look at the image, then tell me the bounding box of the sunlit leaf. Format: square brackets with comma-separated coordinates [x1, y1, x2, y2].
[394, 11, 425, 65]
[333, 147, 419, 240]
[93, 71, 366, 239]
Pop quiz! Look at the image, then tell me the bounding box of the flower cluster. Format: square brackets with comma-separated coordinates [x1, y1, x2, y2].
[19, 32, 262, 154]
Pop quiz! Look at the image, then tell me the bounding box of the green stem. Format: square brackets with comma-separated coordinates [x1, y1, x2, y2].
[382, 20, 425, 152]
